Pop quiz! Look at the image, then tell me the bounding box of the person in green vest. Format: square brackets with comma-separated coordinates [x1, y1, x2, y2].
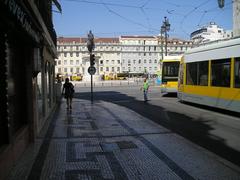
[141, 78, 149, 102]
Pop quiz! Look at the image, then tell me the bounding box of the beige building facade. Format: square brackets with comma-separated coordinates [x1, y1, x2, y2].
[56, 36, 193, 80]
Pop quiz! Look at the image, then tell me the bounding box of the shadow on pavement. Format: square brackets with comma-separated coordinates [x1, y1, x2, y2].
[162, 93, 177, 98]
[74, 91, 240, 167]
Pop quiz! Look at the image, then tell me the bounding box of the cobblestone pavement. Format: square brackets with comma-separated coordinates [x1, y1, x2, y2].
[7, 99, 240, 180]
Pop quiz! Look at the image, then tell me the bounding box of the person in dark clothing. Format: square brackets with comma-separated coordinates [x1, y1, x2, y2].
[62, 78, 74, 109]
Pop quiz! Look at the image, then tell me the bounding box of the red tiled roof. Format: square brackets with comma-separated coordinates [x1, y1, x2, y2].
[120, 35, 155, 39]
[57, 37, 119, 43]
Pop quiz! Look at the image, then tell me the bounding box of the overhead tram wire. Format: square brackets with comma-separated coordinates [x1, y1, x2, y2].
[140, 0, 153, 32]
[57, 29, 160, 37]
[180, 0, 234, 36]
[61, 0, 232, 38]
[179, 0, 213, 37]
[100, 0, 159, 33]
[63, 0, 200, 12]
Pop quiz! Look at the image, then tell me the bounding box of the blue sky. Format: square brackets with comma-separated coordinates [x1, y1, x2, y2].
[53, 0, 233, 40]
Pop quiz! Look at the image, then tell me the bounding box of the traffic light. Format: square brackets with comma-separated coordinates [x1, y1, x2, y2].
[90, 54, 95, 66]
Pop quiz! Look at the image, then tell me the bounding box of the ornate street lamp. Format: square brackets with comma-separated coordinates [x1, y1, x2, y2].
[163, 16, 170, 56]
[160, 16, 170, 60]
[218, 0, 224, 8]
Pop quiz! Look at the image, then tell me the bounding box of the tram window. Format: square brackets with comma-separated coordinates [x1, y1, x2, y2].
[186, 61, 208, 86]
[179, 63, 184, 84]
[186, 63, 197, 85]
[235, 57, 240, 88]
[198, 61, 208, 86]
[211, 59, 231, 87]
[162, 62, 179, 77]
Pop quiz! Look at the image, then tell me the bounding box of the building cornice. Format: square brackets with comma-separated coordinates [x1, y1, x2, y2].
[27, 0, 57, 57]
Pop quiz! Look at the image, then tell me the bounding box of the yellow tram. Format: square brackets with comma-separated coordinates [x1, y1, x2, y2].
[178, 38, 240, 113]
[160, 56, 182, 93]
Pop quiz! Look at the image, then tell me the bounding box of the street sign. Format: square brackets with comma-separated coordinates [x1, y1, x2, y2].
[88, 66, 96, 75]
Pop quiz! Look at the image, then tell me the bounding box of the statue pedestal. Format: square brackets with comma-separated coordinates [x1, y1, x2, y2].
[82, 74, 101, 81]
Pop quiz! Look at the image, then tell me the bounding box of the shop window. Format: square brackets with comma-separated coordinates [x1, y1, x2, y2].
[37, 72, 43, 121]
[0, 33, 9, 146]
[211, 59, 230, 87]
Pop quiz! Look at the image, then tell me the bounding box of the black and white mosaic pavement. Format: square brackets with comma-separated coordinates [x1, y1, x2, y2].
[7, 99, 240, 180]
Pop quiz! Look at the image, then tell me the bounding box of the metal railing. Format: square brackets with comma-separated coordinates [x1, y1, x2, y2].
[73, 79, 157, 88]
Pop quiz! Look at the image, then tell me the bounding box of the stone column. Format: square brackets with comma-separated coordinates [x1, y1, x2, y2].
[233, 0, 240, 37]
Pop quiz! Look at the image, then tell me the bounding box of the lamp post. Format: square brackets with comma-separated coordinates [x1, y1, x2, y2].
[162, 16, 170, 57]
[160, 17, 170, 60]
[160, 25, 165, 60]
[87, 30, 95, 103]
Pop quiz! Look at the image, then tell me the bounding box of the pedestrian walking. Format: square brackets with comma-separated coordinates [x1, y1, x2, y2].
[141, 78, 149, 102]
[62, 78, 74, 109]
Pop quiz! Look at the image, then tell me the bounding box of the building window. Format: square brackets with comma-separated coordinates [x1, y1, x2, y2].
[64, 60, 67, 65]
[76, 52, 79, 57]
[70, 53, 73, 57]
[106, 60, 109, 64]
[235, 57, 240, 88]
[64, 68, 67, 72]
[117, 60, 120, 64]
[106, 67, 109, 71]
[144, 59, 146, 63]
[64, 53, 67, 57]
[100, 67, 103, 71]
[70, 60, 73, 65]
[139, 59, 141, 64]
[154, 67, 157, 70]
[70, 68, 73, 73]
[100, 60, 103, 64]
[112, 67, 114, 72]
[154, 59, 157, 63]
[58, 68, 61, 73]
[117, 67, 120, 72]
[211, 59, 230, 87]
[112, 60, 114, 64]
[76, 60, 79, 65]
[58, 60, 61, 65]
[149, 59, 152, 63]
[76, 68, 80, 73]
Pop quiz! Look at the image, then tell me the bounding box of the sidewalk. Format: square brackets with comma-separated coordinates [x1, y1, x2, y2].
[7, 98, 240, 180]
